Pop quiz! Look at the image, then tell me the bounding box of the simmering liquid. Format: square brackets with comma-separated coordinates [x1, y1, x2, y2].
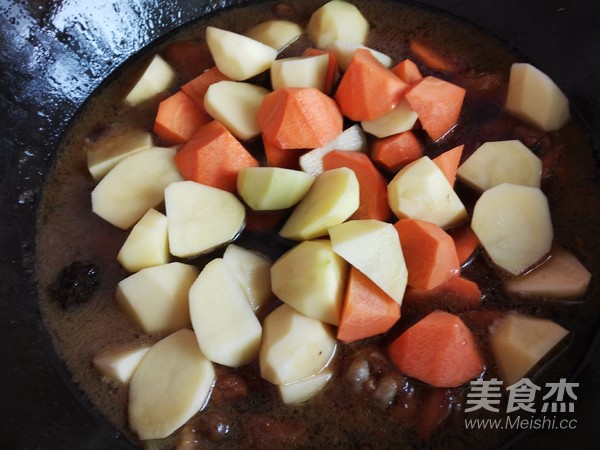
[36, 1, 600, 449]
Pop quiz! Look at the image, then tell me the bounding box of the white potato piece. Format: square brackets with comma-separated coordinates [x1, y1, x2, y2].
[86, 128, 153, 181]
[206, 26, 278, 81]
[504, 247, 591, 298]
[116, 262, 199, 334]
[361, 99, 419, 138]
[237, 167, 314, 211]
[307, 0, 369, 49]
[271, 239, 347, 325]
[93, 344, 150, 384]
[91, 147, 183, 230]
[203, 80, 269, 140]
[325, 41, 393, 71]
[489, 313, 569, 386]
[165, 181, 245, 258]
[329, 220, 407, 304]
[245, 19, 303, 52]
[387, 156, 467, 228]
[260, 304, 336, 385]
[222, 244, 273, 312]
[299, 124, 367, 176]
[457, 140, 542, 191]
[270, 54, 330, 91]
[189, 258, 262, 367]
[279, 167, 359, 241]
[278, 368, 333, 404]
[124, 54, 176, 106]
[129, 329, 215, 440]
[471, 183, 553, 276]
[117, 208, 169, 273]
[505, 62, 570, 131]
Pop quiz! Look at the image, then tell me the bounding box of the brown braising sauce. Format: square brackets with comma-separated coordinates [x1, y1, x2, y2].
[36, 1, 600, 449]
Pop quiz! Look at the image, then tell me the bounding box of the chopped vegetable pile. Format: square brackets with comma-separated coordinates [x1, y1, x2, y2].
[62, 0, 595, 447]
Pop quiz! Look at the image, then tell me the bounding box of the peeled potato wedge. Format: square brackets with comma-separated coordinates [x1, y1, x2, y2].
[307, 0, 369, 49]
[128, 329, 215, 440]
[505, 62, 570, 131]
[124, 54, 176, 106]
[245, 19, 303, 52]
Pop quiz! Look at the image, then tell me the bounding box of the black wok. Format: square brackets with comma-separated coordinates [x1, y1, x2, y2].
[1, 0, 599, 448]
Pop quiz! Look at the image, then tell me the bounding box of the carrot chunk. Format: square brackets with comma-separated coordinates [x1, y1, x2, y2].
[153, 91, 211, 145]
[405, 76, 466, 142]
[371, 130, 423, 172]
[302, 47, 339, 95]
[334, 48, 409, 121]
[409, 40, 457, 73]
[391, 59, 423, 84]
[174, 120, 258, 192]
[337, 267, 400, 343]
[257, 87, 343, 149]
[432, 145, 464, 187]
[448, 225, 480, 266]
[388, 310, 484, 387]
[163, 41, 213, 79]
[394, 219, 460, 290]
[263, 135, 304, 170]
[181, 66, 231, 112]
[403, 275, 483, 311]
[322, 150, 391, 221]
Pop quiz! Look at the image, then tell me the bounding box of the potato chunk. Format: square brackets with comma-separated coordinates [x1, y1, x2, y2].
[124, 54, 176, 106]
[471, 183, 553, 275]
[489, 313, 568, 386]
[505, 62, 570, 131]
[128, 329, 215, 440]
[260, 304, 336, 385]
[457, 140, 542, 191]
[307, 0, 369, 49]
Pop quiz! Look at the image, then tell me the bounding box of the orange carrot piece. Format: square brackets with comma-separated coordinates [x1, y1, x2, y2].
[153, 91, 212, 144]
[322, 150, 391, 221]
[388, 310, 484, 388]
[403, 275, 483, 310]
[371, 130, 423, 172]
[448, 225, 480, 266]
[409, 40, 457, 73]
[337, 267, 401, 343]
[432, 145, 464, 187]
[394, 219, 461, 290]
[334, 48, 409, 121]
[391, 59, 423, 84]
[302, 47, 339, 95]
[262, 135, 304, 170]
[163, 41, 213, 79]
[405, 76, 466, 142]
[258, 87, 343, 149]
[181, 66, 230, 112]
[174, 120, 258, 192]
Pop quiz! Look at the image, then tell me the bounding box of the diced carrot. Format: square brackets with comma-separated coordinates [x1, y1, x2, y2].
[391, 59, 423, 84]
[334, 48, 409, 121]
[181, 66, 230, 112]
[405, 76, 466, 142]
[448, 225, 480, 266]
[394, 219, 460, 290]
[388, 310, 485, 388]
[245, 210, 288, 234]
[174, 120, 258, 192]
[432, 145, 464, 187]
[322, 150, 391, 221]
[153, 91, 212, 144]
[263, 135, 304, 170]
[403, 275, 483, 311]
[415, 388, 455, 441]
[257, 87, 343, 149]
[409, 40, 457, 73]
[162, 41, 213, 79]
[337, 267, 401, 343]
[302, 48, 339, 95]
[371, 130, 423, 172]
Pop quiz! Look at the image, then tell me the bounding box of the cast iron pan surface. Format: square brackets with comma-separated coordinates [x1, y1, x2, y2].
[1, 0, 599, 449]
